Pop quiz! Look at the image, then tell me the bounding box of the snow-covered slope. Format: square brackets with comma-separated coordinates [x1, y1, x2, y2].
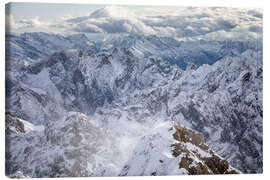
[5, 32, 94, 61]
[5, 35, 262, 176]
[6, 112, 239, 178]
[6, 112, 121, 178]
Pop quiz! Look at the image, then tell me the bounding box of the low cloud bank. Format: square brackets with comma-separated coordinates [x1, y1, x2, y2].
[7, 6, 262, 41]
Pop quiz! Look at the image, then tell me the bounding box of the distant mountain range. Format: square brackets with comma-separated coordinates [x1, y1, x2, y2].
[6, 32, 262, 69]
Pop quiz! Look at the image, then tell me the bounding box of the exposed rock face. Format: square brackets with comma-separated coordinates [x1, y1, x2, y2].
[119, 122, 239, 176]
[5, 112, 25, 134]
[172, 125, 238, 175]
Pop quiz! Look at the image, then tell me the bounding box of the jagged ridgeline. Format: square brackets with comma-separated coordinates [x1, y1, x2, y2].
[5, 31, 262, 177]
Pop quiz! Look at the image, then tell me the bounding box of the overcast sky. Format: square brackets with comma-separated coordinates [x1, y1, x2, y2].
[5, 2, 263, 41]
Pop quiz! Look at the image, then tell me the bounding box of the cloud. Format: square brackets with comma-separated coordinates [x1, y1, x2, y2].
[216, 18, 238, 31]
[249, 25, 262, 33]
[67, 11, 156, 34]
[17, 17, 49, 28]
[60, 14, 73, 21]
[90, 5, 136, 18]
[8, 6, 262, 41]
[72, 23, 104, 33]
[6, 15, 52, 31]
[247, 10, 263, 19]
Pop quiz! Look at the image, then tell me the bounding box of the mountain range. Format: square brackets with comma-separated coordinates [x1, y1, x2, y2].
[5, 31, 262, 177]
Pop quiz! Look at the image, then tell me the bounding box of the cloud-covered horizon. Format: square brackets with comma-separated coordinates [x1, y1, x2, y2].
[6, 5, 263, 41]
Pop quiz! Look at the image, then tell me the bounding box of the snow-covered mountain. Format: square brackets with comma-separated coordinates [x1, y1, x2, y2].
[97, 34, 262, 69]
[6, 112, 239, 178]
[5, 32, 94, 61]
[6, 32, 262, 70]
[5, 32, 262, 177]
[6, 112, 120, 177]
[120, 123, 239, 176]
